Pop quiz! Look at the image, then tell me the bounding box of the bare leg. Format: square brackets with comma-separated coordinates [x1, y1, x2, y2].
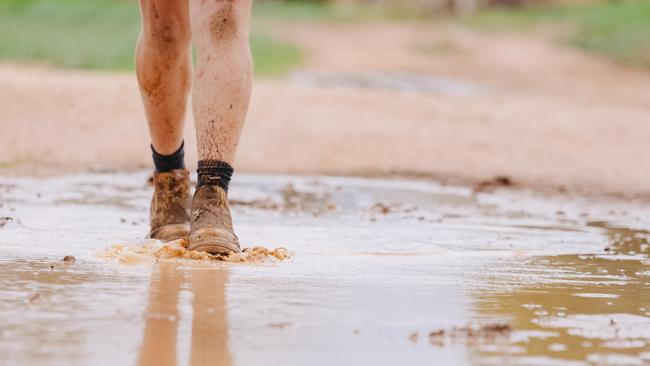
[190, 0, 253, 164]
[136, 0, 192, 155]
[139, 0, 193, 243]
[185, 0, 253, 254]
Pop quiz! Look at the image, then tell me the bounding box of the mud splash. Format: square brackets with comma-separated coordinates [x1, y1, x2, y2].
[97, 239, 290, 265]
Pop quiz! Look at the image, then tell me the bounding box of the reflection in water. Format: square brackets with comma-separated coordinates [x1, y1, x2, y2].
[138, 263, 231, 366]
[189, 266, 230, 366]
[471, 222, 650, 365]
[138, 262, 181, 366]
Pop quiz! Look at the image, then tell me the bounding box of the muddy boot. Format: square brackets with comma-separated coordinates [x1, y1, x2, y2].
[147, 169, 191, 242]
[188, 185, 241, 255]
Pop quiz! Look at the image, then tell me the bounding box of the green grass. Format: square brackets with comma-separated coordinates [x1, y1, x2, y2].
[468, 0, 650, 68]
[0, 0, 302, 76]
[556, 0, 650, 68]
[8, 0, 647, 73]
[250, 34, 301, 76]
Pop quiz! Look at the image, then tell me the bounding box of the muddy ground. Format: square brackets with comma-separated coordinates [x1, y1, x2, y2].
[1, 22, 650, 197]
[1, 20, 650, 366]
[0, 172, 649, 365]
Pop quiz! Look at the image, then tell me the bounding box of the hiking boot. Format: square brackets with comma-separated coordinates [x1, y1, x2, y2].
[147, 169, 191, 242]
[188, 185, 241, 255]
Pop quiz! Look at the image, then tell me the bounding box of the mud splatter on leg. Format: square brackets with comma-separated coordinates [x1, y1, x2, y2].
[189, 0, 253, 163]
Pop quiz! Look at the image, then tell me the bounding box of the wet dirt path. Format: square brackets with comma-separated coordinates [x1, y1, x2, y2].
[0, 173, 649, 365]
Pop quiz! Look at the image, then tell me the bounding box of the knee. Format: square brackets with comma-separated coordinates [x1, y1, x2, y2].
[203, 1, 247, 44]
[141, 16, 191, 54]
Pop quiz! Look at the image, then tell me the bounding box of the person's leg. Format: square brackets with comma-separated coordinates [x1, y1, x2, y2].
[187, 0, 253, 254]
[136, 0, 192, 156]
[190, 0, 253, 164]
[138, 0, 193, 241]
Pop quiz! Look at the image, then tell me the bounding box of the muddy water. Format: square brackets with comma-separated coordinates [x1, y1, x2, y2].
[0, 173, 649, 366]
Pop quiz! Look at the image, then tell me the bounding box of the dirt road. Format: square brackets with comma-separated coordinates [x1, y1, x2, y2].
[1, 22, 649, 198]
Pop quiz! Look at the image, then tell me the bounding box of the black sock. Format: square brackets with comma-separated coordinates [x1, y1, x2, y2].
[197, 160, 234, 192]
[151, 141, 186, 173]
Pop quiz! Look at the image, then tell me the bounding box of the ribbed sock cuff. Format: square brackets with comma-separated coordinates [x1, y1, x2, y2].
[196, 160, 234, 191]
[151, 141, 186, 173]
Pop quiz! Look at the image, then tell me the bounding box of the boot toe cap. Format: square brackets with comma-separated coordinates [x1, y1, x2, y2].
[189, 228, 241, 255]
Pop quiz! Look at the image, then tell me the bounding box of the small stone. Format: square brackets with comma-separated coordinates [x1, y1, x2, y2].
[409, 332, 419, 343]
[62, 255, 76, 264]
[27, 293, 41, 303]
[0, 217, 13, 227]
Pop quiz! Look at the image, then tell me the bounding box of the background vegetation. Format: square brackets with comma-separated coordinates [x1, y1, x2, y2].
[0, 0, 648, 74]
[0, 0, 302, 76]
[470, 0, 650, 68]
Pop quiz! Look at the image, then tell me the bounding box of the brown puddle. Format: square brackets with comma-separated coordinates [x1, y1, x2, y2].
[471, 222, 650, 365]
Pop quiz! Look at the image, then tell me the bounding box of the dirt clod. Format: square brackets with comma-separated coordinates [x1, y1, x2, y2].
[369, 202, 418, 216]
[409, 332, 419, 343]
[62, 255, 76, 264]
[27, 293, 41, 304]
[373, 203, 391, 214]
[429, 329, 445, 337]
[473, 176, 514, 193]
[0, 216, 13, 228]
[481, 323, 512, 333]
[426, 323, 512, 346]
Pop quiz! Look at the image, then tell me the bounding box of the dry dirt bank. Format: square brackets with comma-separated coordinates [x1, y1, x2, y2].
[1, 22, 649, 198]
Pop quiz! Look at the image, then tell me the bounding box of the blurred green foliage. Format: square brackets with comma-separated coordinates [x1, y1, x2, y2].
[558, 0, 650, 68]
[0, 0, 301, 76]
[1, 0, 647, 73]
[469, 0, 650, 68]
